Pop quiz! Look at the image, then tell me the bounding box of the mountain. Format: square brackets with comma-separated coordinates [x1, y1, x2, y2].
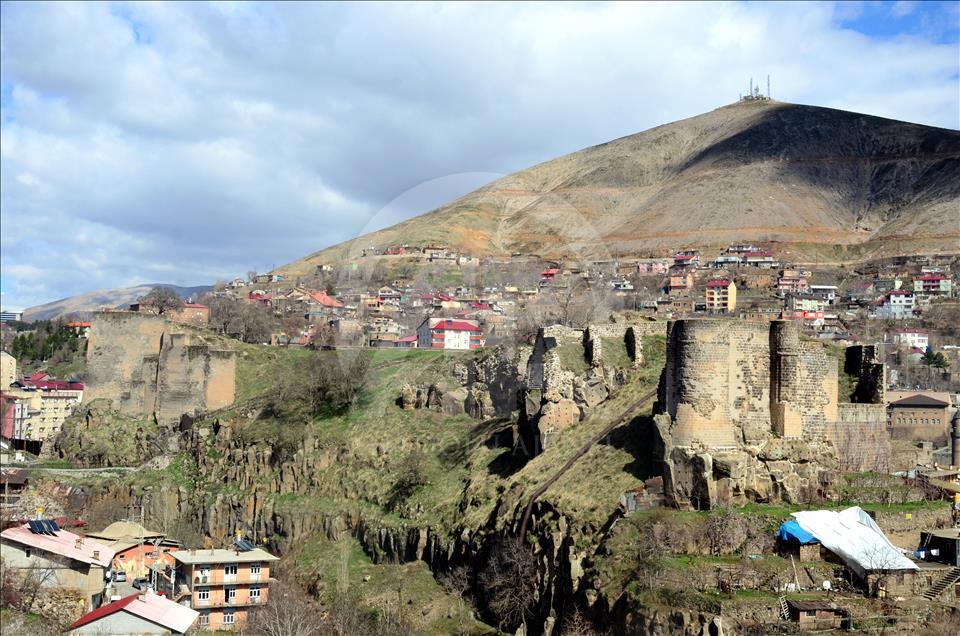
[22, 284, 213, 322]
[280, 100, 960, 276]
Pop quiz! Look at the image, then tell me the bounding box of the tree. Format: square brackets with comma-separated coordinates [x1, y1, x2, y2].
[478, 536, 539, 632]
[138, 287, 183, 315]
[246, 580, 327, 636]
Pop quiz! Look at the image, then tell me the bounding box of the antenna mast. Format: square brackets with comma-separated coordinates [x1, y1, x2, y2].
[767, 75, 771, 99]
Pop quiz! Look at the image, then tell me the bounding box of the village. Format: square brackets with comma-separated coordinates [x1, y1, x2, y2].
[0, 243, 958, 634]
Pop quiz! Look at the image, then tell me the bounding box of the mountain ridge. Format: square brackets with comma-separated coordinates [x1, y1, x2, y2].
[22, 284, 213, 322]
[279, 100, 960, 275]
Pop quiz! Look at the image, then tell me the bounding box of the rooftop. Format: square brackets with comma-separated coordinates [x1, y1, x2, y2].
[0, 523, 115, 567]
[67, 592, 199, 633]
[86, 520, 165, 541]
[890, 394, 950, 408]
[169, 546, 278, 564]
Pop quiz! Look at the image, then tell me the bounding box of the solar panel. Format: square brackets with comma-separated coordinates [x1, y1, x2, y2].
[236, 539, 254, 552]
[28, 520, 42, 534]
[42, 520, 60, 534]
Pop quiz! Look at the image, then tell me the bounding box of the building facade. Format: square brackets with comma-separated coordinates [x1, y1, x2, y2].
[416, 318, 483, 350]
[705, 279, 737, 313]
[888, 394, 951, 443]
[165, 547, 278, 631]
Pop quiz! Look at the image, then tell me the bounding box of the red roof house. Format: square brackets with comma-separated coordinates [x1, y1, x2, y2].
[67, 591, 199, 635]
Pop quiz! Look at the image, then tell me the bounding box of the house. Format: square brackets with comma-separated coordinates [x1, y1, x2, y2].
[888, 394, 952, 444]
[742, 250, 775, 268]
[890, 328, 929, 351]
[66, 321, 93, 337]
[808, 285, 838, 304]
[871, 290, 916, 319]
[918, 528, 960, 567]
[85, 521, 180, 579]
[394, 335, 418, 348]
[914, 274, 952, 299]
[0, 351, 16, 388]
[67, 591, 199, 635]
[306, 289, 344, 310]
[777, 272, 809, 296]
[785, 600, 847, 631]
[1, 468, 29, 508]
[668, 272, 693, 294]
[1, 520, 116, 611]
[417, 318, 484, 350]
[540, 268, 560, 282]
[788, 294, 829, 314]
[635, 258, 671, 275]
[705, 279, 736, 313]
[611, 279, 634, 291]
[164, 544, 279, 631]
[170, 303, 209, 326]
[2, 380, 84, 444]
[672, 251, 700, 268]
[0, 309, 23, 323]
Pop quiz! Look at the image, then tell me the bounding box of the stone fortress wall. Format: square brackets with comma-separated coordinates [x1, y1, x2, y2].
[85, 312, 236, 423]
[654, 319, 888, 508]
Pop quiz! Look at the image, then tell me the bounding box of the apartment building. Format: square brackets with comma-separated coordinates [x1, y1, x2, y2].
[165, 545, 278, 630]
[705, 279, 737, 313]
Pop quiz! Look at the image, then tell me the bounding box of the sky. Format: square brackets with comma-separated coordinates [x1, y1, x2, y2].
[1, 1, 958, 311]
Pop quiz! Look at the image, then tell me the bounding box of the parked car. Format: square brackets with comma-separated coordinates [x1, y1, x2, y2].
[132, 577, 148, 590]
[113, 571, 127, 582]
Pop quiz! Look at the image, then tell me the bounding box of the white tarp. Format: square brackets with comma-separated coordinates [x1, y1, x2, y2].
[791, 506, 918, 579]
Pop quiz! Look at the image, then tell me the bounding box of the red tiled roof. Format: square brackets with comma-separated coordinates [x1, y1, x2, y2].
[396, 335, 417, 343]
[66, 321, 92, 328]
[917, 275, 947, 281]
[308, 290, 344, 308]
[745, 251, 774, 258]
[706, 279, 732, 288]
[431, 320, 480, 332]
[27, 372, 50, 382]
[31, 380, 84, 391]
[67, 594, 139, 630]
[541, 268, 559, 275]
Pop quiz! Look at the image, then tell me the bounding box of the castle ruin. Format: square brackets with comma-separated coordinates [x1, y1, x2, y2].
[654, 319, 888, 509]
[85, 312, 236, 424]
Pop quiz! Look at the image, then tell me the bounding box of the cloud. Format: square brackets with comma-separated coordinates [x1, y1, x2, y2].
[1, 1, 958, 309]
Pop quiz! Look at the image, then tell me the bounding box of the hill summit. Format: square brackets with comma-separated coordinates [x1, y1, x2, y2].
[283, 100, 960, 274]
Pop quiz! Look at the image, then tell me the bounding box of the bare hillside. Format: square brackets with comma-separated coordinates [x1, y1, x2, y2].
[282, 100, 960, 275]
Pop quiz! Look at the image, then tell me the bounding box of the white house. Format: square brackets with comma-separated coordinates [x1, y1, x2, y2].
[890, 328, 929, 351]
[871, 290, 916, 319]
[417, 318, 484, 350]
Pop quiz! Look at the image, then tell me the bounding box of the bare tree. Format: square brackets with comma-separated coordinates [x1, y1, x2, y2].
[478, 536, 539, 632]
[138, 287, 184, 315]
[246, 580, 327, 636]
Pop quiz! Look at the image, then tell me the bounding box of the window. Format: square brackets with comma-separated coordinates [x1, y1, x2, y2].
[805, 610, 817, 617]
[226, 587, 237, 604]
[224, 563, 238, 578]
[196, 587, 210, 604]
[198, 612, 210, 626]
[223, 611, 235, 625]
[250, 562, 261, 579]
[24, 548, 31, 558]
[249, 586, 261, 602]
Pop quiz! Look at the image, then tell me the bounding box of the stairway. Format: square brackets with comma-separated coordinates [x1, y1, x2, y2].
[922, 566, 960, 600]
[778, 595, 790, 620]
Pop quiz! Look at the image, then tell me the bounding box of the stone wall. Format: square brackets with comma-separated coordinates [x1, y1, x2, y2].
[845, 345, 886, 404]
[827, 403, 891, 472]
[85, 312, 236, 424]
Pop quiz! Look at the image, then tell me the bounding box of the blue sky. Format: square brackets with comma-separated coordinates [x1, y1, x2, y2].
[1, 1, 958, 311]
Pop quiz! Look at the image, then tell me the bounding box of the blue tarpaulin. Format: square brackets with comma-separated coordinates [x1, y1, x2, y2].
[777, 519, 819, 545]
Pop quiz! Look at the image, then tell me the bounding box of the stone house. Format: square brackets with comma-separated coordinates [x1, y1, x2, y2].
[786, 600, 847, 630]
[84, 521, 180, 579]
[888, 394, 952, 444]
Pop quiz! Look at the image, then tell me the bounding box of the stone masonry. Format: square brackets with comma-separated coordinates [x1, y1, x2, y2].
[85, 312, 236, 424]
[654, 319, 887, 509]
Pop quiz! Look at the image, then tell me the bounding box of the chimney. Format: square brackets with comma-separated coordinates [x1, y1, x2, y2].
[75, 538, 82, 549]
[93, 550, 100, 560]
